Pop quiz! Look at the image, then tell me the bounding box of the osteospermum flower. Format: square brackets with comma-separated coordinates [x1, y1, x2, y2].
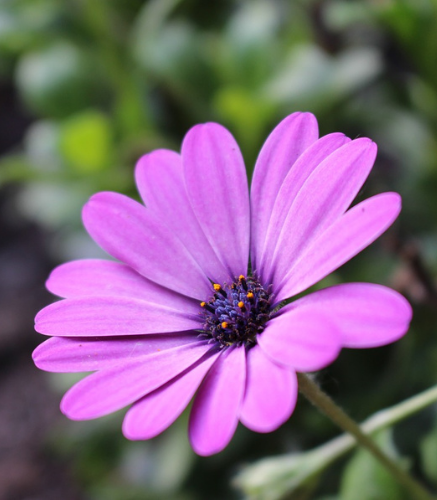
[33, 113, 412, 456]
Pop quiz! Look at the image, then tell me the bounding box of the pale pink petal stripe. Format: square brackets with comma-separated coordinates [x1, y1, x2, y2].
[276, 192, 401, 301]
[291, 283, 412, 348]
[82, 192, 212, 300]
[32, 333, 200, 372]
[123, 351, 219, 440]
[258, 133, 350, 280]
[239, 345, 298, 433]
[268, 138, 377, 287]
[46, 259, 198, 310]
[61, 341, 211, 420]
[35, 296, 201, 337]
[135, 150, 230, 283]
[250, 112, 319, 270]
[189, 345, 246, 456]
[182, 123, 250, 277]
[258, 307, 341, 372]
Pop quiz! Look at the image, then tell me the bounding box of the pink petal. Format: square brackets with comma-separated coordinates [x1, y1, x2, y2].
[46, 259, 198, 310]
[61, 341, 212, 420]
[250, 112, 319, 270]
[258, 133, 350, 280]
[239, 345, 298, 433]
[291, 283, 412, 348]
[276, 192, 401, 301]
[268, 138, 377, 287]
[189, 345, 246, 456]
[182, 123, 250, 277]
[123, 351, 219, 440]
[35, 296, 201, 337]
[82, 192, 212, 300]
[135, 150, 230, 284]
[32, 333, 200, 372]
[258, 307, 341, 372]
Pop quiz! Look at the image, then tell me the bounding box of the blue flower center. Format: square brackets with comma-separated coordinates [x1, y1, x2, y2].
[200, 275, 272, 347]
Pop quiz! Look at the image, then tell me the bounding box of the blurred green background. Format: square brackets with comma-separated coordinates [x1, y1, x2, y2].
[1, 0, 437, 499]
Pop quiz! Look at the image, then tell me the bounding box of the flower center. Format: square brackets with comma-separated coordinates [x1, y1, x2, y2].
[200, 275, 272, 347]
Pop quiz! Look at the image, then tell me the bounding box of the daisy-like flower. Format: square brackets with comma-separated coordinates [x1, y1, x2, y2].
[33, 113, 412, 456]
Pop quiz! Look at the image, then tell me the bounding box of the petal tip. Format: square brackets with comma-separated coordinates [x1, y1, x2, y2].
[121, 420, 140, 441]
[34, 306, 47, 328]
[122, 419, 162, 442]
[183, 121, 234, 148]
[189, 437, 226, 457]
[397, 291, 413, 325]
[82, 191, 118, 221]
[32, 343, 44, 365]
[60, 392, 86, 421]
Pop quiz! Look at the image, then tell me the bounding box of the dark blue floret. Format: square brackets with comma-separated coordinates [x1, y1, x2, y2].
[200, 275, 273, 347]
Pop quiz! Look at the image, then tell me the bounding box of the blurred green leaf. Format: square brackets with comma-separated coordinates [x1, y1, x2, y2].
[24, 120, 62, 171]
[15, 41, 104, 117]
[263, 45, 382, 111]
[374, 0, 437, 88]
[132, 0, 215, 112]
[59, 110, 113, 173]
[213, 86, 275, 168]
[420, 416, 437, 486]
[17, 182, 92, 228]
[339, 430, 407, 500]
[0, 0, 62, 55]
[131, 0, 181, 43]
[119, 415, 194, 494]
[134, 18, 215, 111]
[324, 0, 373, 29]
[217, 0, 280, 89]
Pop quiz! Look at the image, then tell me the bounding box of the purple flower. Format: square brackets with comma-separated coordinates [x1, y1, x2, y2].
[33, 113, 412, 456]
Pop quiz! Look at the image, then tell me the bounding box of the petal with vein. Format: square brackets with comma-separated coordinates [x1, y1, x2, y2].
[182, 123, 250, 277]
[123, 351, 219, 440]
[46, 259, 198, 310]
[82, 192, 211, 300]
[32, 333, 200, 372]
[276, 192, 401, 301]
[240, 345, 298, 433]
[270, 138, 377, 286]
[135, 149, 230, 283]
[61, 341, 211, 420]
[291, 283, 412, 348]
[35, 296, 201, 337]
[250, 112, 319, 269]
[189, 345, 246, 456]
[258, 307, 341, 372]
[259, 133, 350, 280]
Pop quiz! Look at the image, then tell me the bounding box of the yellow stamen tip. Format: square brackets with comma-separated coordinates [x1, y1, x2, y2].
[238, 301, 245, 309]
[213, 283, 221, 291]
[221, 321, 228, 329]
[200, 301, 206, 307]
[239, 275, 245, 281]
[247, 292, 254, 299]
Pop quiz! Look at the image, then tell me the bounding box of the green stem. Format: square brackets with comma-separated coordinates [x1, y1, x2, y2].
[297, 373, 434, 500]
[235, 382, 437, 500]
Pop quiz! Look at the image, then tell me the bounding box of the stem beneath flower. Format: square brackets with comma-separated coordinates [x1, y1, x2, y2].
[235, 382, 437, 499]
[297, 373, 434, 500]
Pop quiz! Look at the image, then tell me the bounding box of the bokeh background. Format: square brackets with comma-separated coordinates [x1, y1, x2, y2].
[1, 1, 437, 499]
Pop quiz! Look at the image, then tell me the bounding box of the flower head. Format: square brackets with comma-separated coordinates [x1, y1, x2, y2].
[33, 113, 412, 456]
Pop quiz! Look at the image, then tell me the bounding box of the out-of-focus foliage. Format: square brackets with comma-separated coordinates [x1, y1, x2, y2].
[339, 430, 407, 500]
[1, 0, 437, 499]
